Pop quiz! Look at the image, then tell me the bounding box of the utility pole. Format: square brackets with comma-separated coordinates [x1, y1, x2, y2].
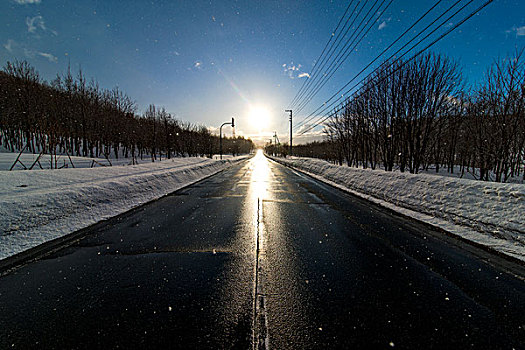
[273, 131, 280, 157]
[220, 117, 235, 160]
[285, 109, 292, 157]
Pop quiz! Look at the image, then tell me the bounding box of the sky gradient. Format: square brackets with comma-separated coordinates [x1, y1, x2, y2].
[1, 0, 524, 144]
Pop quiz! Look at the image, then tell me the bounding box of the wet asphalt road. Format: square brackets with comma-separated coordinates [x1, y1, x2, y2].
[0, 152, 524, 349]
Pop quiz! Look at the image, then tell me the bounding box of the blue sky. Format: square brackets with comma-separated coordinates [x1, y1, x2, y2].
[1, 0, 524, 143]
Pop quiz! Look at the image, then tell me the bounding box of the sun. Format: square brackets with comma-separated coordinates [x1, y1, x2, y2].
[249, 106, 270, 132]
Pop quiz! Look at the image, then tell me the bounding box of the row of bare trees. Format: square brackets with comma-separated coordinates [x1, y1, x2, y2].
[292, 51, 525, 182]
[266, 141, 342, 162]
[0, 60, 253, 165]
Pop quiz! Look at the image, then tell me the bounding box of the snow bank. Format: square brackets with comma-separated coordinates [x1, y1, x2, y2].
[0, 156, 248, 260]
[269, 156, 525, 262]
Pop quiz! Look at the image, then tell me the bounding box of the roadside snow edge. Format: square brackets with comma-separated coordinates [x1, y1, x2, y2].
[268, 156, 525, 262]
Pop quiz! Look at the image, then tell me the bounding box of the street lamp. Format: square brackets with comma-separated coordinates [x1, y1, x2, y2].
[220, 117, 235, 160]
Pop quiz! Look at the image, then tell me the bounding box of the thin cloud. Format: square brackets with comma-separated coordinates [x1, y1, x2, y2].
[21, 47, 58, 63]
[3, 39, 15, 53]
[295, 123, 326, 144]
[378, 16, 393, 31]
[26, 15, 57, 35]
[14, 0, 41, 4]
[3, 39, 57, 63]
[297, 123, 316, 135]
[38, 52, 58, 63]
[506, 25, 525, 37]
[283, 62, 309, 79]
[23, 48, 35, 58]
[26, 16, 45, 33]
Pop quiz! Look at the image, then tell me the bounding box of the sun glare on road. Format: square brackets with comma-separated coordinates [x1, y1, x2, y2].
[250, 149, 270, 200]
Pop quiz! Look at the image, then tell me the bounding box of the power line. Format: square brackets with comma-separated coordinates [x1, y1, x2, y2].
[295, 0, 469, 132]
[300, 0, 493, 136]
[294, 0, 393, 115]
[299, 0, 472, 131]
[297, 0, 475, 135]
[289, 0, 357, 108]
[294, 0, 383, 113]
[290, 0, 364, 109]
[294, 0, 450, 132]
[291, 0, 365, 110]
[297, 0, 493, 136]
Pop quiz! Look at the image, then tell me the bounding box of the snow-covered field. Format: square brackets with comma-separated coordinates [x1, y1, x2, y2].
[420, 165, 523, 184]
[0, 155, 249, 260]
[0, 152, 129, 170]
[0, 145, 243, 171]
[268, 155, 525, 262]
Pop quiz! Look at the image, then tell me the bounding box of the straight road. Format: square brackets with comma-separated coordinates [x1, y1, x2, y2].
[1, 151, 524, 349]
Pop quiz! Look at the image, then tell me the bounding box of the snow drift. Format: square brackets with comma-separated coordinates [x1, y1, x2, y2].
[269, 156, 525, 262]
[0, 156, 248, 260]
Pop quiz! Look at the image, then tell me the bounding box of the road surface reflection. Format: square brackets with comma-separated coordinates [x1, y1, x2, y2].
[217, 150, 275, 348]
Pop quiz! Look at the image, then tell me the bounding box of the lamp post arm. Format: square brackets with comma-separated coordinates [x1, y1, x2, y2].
[219, 121, 233, 160]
